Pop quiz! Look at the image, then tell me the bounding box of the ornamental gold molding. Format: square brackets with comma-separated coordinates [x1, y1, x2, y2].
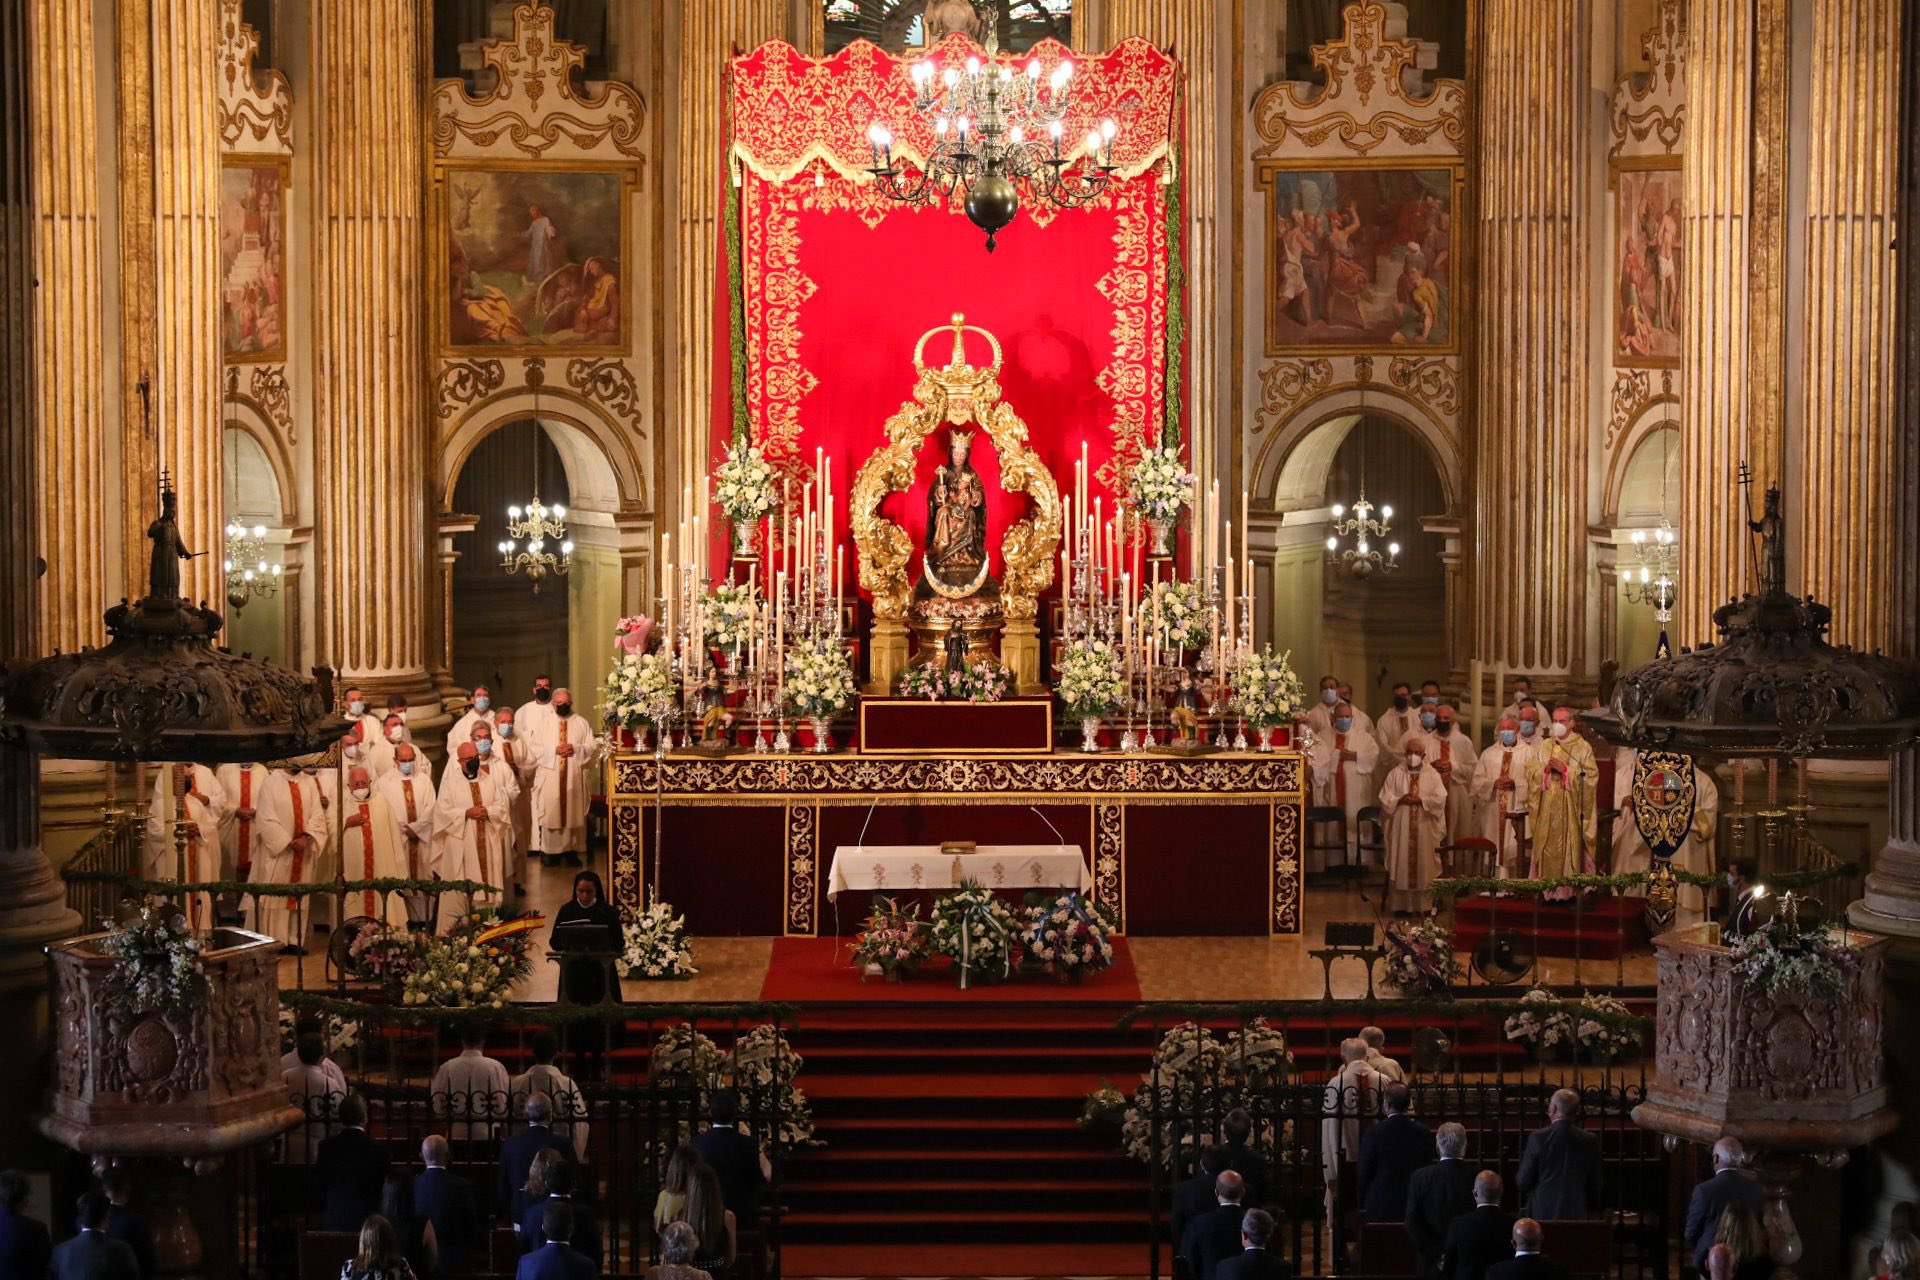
[1387, 355, 1459, 418]
[434, 359, 506, 419]
[225, 364, 294, 442]
[1609, 0, 1685, 161]
[217, 0, 291, 155]
[565, 357, 643, 429]
[1606, 368, 1675, 452]
[850, 315, 1062, 627]
[1253, 359, 1335, 434]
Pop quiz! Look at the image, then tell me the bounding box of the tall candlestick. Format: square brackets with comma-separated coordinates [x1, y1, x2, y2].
[1240, 488, 1250, 572]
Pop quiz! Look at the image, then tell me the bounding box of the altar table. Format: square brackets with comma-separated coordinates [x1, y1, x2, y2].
[826, 845, 1092, 900]
[606, 751, 1306, 936]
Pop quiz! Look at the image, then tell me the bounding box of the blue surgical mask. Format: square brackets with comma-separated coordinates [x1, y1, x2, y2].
[1421, 694, 1439, 705]
[398, 761, 415, 777]
[1322, 688, 1338, 705]
[499, 724, 514, 738]
[474, 696, 491, 712]
[1334, 717, 1352, 734]
[1499, 730, 1518, 747]
[1420, 711, 1437, 730]
[1520, 721, 1537, 737]
[348, 700, 365, 716]
[476, 738, 493, 755]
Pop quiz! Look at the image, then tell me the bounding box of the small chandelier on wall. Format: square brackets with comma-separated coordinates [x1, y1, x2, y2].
[498, 412, 572, 594]
[223, 521, 281, 611]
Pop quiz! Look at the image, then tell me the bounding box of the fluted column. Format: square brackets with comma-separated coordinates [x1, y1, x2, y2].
[1470, 0, 1591, 691]
[310, 0, 436, 707]
[1677, 0, 1791, 645]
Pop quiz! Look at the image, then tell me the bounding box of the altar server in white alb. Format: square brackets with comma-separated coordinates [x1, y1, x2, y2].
[1470, 716, 1537, 875]
[433, 742, 512, 923]
[1308, 702, 1378, 871]
[1612, 748, 1721, 923]
[374, 742, 437, 927]
[469, 719, 520, 858]
[340, 765, 409, 928]
[145, 762, 227, 926]
[493, 707, 538, 891]
[531, 689, 597, 868]
[1377, 744, 1450, 915]
[216, 761, 274, 883]
[254, 759, 330, 950]
[446, 686, 496, 750]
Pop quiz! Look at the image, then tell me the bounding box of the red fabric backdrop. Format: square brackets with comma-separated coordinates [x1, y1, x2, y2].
[724, 36, 1180, 604]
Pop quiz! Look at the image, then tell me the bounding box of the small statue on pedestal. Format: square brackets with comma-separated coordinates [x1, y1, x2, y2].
[942, 623, 969, 675]
[1163, 668, 1212, 753]
[691, 664, 735, 752]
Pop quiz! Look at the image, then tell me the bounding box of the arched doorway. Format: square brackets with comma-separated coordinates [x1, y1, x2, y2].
[222, 423, 290, 665]
[1607, 420, 1680, 665]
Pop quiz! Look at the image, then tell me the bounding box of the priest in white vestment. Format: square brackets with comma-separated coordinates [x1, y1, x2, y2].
[1501, 677, 1550, 730]
[255, 761, 329, 949]
[1470, 718, 1538, 875]
[339, 766, 408, 928]
[1308, 703, 1378, 870]
[494, 707, 537, 887]
[532, 690, 597, 867]
[374, 743, 436, 927]
[145, 762, 227, 926]
[1304, 676, 1343, 738]
[433, 742, 511, 924]
[1378, 745, 1449, 915]
[1613, 748, 1720, 923]
[470, 719, 520, 855]
[216, 762, 273, 882]
[1415, 707, 1479, 845]
[446, 686, 496, 750]
[340, 687, 383, 755]
[1319, 1038, 1383, 1214]
[1374, 683, 1421, 760]
[1334, 682, 1376, 740]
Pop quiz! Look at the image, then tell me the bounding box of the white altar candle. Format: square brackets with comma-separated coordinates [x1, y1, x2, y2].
[1241, 487, 1250, 573]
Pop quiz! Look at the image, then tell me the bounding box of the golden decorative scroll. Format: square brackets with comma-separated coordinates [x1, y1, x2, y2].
[217, 0, 291, 155]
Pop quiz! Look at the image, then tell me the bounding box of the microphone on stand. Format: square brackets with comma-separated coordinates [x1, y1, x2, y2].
[1028, 805, 1069, 854]
[839, 795, 882, 943]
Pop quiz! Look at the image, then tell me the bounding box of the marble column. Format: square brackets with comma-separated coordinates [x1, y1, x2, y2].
[1471, 0, 1592, 695]
[1677, 0, 1791, 646]
[309, 0, 441, 721]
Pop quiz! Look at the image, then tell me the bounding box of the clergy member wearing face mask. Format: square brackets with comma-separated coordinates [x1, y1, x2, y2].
[255, 756, 330, 951]
[447, 685, 497, 750]
[1471, 716, 1538, 875]
[342, 765, 408, 927]
[1308, 702, 1380, 871]
[341, 686, 382, 750]
[1305, 675, 1344, 737]
[1418, 708, 1480, 845]
[515, 676, 559, 860]
[1376, 682, 1420, 757]
[1526, 707, 1598, 898]
[374, 743, 436, 928]
[495, 707, 539, 890]
[1377, 745, 1450, 915]
[432, 742, 512, 924]
[533, 690, 598, 869]
[469, 721, 521, 862]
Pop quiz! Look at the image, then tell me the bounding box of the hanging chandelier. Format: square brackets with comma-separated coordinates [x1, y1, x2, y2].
[1325, 488, 1400, 579]
[222, 521, 281, 612]
[863, 4, 1117, 251]
[1622, 419, 1680, 623]
[497, 416, 572, 594]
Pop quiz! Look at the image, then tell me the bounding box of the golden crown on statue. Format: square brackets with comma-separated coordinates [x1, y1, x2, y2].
[914, 313, 1003, 425]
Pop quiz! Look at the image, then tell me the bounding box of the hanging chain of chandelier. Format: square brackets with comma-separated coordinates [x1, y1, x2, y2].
[1624, 521, 1679, 622]
[864, 6, 1119, 252]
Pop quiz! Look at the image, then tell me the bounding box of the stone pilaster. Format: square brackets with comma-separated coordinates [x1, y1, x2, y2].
[1471, 0, 1591, 689]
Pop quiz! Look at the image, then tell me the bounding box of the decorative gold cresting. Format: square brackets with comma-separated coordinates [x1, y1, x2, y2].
[851, 314, 1061, 693]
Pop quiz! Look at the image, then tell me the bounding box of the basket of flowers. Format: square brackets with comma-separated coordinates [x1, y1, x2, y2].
[622, 896, 699, 979]
[929, 878, 1019, 987]
[850, 897, 930, 980]
[1502, 986, 1577, 1059]
[1022, 892, 1118, 981]
[1382, 915, 1461, 995]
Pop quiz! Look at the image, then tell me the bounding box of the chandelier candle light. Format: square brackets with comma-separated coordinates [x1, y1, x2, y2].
[1325, 487, 1399, 578]
[222, 521, 281, 612]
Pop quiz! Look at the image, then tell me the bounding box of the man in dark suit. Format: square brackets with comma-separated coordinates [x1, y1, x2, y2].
[49, 1191, 139, 1280]
[316, 1093, 389, 1231]
[0, 1169, 52, 1280]
[1405, 1122, 1478, 1277]
[692, 1091, 767, 1231]
[1684, 1137, 1767, 1269]
[513, 1203, 593, 1280]
[516, 1157, 601, 1273]
[1215, 1207, 1295, 1280]
[1485, 1217, 1570, 1279]
[1177, 1169, 1248, 1280]
[499, 1091, 575, 1223]
[1722, 859, 1762, 939]
[1173, 1146, 1233, 1248]
[1515, 1089, 1602, 1220]
[1358, 1082, 1430, 1223]
[100, 1168, 156, 1280]
[415, 1135, 482, 1274]
[1220, 1108, 1271, 1210]
[1438, 1170, 1515, 1280]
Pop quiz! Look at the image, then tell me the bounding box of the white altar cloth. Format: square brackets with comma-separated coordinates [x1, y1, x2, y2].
[825, 844, 1090, 899]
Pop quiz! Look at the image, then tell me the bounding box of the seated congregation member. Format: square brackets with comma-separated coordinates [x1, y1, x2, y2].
[342, 1214, 415, 1280]
[1485, 1217, 1568, 1279]
[1360, 1026, 1404, 1083]
[319, 1094, 391, 1232]
[283, 1033, 345, 1164]
[1439, 1171, 1515, 1280]
[431, 1030, 510, 1148]
[100, 1167, 156, 1280]
[515, 1203, 592, 1280]
[681, 1163, 737, 1276]
[380, 1172, 437, 1280]
[691, 1093, 767, 1232]
[1685, 1137, 1765, 1270]
[654, 1220, 714, 1280]
[1358, 1083, 1430, 1223]
[414, 1137, 480, 1276]
[1176, 1169, 1248, 1280]
[1173, 1146, 1234, 1248]
[511, 1032, 591, 1161]
[1379, 744, 1449, 914]
[517, 1153, 600, 1273]
[1516, 1089, 1601, 1221]
[50, 1191, 139, 1280]
[1404, 1123, 1477, 1277]
[1712, 1200, 1775, 1280]
[1214, 1208, 1294, 1280]
[0, 1168, 53, 1280]
[1219, 1108, 1270, 1211]
[653, 1146, 702, 1235]
[501, 1092, 577, 1224]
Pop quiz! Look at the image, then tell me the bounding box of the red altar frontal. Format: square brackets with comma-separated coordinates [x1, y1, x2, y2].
[606, 752, 1306, 937]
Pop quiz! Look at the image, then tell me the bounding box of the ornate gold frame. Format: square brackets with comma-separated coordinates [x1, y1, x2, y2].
[850, 314, 1062, 694]
[220, 155, 292, 365]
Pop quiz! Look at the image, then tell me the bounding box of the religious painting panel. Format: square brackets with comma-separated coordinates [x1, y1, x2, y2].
[439, 164, 632, 354]
[1260, 162, 1464, 355]
[1612, 161, 1683, 367]
[220, 158, 289, 362]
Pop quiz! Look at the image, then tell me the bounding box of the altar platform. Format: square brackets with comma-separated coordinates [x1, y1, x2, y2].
[606, 749, 1307, 937]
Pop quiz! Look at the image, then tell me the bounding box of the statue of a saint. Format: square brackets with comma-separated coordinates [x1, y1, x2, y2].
[1749, 485, 1787, 598]
[695, 665, 733, 745]
[146, 482, 196, 603]
[924, 430, 989, 593]
[1169, 669, 1205, 745]
[942, 623, 968, 675]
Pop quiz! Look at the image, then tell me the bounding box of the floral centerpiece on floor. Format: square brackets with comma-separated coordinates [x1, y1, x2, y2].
[850, 897, 930, 980]
[929, 878, 1019, 985]
[896, 659, 1012, 703]
[399, 910, 535, 1008]
[622, 896, 699, 979]
[702, 582, 759, 655]
[784, 635, 856, 720]
[1502, 986, 1577, 1057]
[1079, 1079, 1128, 1130]
[1729, 914, 1861, 1000]
[277, 1006, 361, 1058]
[1119, 1019, 1293, 1166]
[1144, 580, 1207, 655]
[1383, 915, 1462, 995]
[603, 650, 675, 736]
[1056, 638, 1128, 720]
[1022, 892, 1118, 979]
[1231, 647, 1304, 742]
[99, 903, 207, 1015]
[714, 440, 777, 551]
[725, 1023, 820, 1152]
[1575, 990, 1642, 1061]
[346, 920, 424, 994]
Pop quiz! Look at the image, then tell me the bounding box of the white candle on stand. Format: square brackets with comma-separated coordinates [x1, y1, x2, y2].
[1240, 488, 1250, 573]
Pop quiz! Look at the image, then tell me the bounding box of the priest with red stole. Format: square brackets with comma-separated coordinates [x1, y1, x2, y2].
[216, 761, 273, 883]
[1416, 705, 1480, 845]
[374, 742, 436, 927]
[432, 741, 511, 926]
[1308, 702, 1378, 871]
[255, 757, 329, 951]
[495, 707, 537, 890]
[532, 688, 597, 869]
[144, 762, 227, 927]
[1377, 743, 1449, 915]
[341, 765, 407, 927]
[1471, 716, 1537, 875]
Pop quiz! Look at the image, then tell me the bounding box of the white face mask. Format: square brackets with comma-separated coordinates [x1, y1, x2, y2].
[350, 786, 371, 802]
[1407, 755, 1424, 771]
[387, 725, 404, 742]
[398, 761, 415, 777]
[348, 700, 365, 716]
[1551, 721, 1569, 739]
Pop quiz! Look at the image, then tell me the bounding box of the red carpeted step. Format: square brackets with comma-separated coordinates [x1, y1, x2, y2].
[1452, 893, 1650, 959]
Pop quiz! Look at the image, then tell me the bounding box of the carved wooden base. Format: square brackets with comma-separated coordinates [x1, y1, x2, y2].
[1002, 619, 1042, 695]
[865, 620, 908, 695]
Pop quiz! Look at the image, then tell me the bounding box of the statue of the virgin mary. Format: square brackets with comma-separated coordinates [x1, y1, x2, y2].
[923, 429, 990, 595]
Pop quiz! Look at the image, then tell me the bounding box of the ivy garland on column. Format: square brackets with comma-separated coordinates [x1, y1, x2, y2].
[725, 147, 752, 448]
[1162, 145, 1186, 451]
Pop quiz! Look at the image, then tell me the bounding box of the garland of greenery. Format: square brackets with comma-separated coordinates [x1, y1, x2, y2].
[61, 869, 499, 899]
[1115, 998, 1651, 1038]
[1161, 143, 1185, 450]
[1428, 862, 1859, 900]
[280, 989, 797, 1028]
[724, 139, 751, 448]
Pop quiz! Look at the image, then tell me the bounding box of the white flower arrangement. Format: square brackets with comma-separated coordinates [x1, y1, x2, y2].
[713, 440, 777, 524]
[702, 582, 760, 652]
[1126, 445, 1196, 524]
[1022, 892, 1118, 975]
[1231, 646, 1304, 729]
[1119, 1020, 1294, 1166]
[929, 878, 1019, 984]
[1055, 638, 1128, 719]
[398, 911, 532, 1008]
[1729, 917, 1861, 1001]
[1382, 915, 1462, 994]
[277, 1006, 361, 1058]
[1574, 990, 1642, 1060]
[1502, 986, 1577, 1053]
[603, 651, 675, 730]
[784, 635, 856, 719]
[99, 903, 206, 1015]
[649, 1023, 820, 1154]
[622, 896, 699, 979]
[1143, 580, 1207, 654]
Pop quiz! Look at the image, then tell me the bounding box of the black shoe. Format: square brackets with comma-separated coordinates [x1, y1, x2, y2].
[541, 854, 561, 869]
[513, 883, 527, 896]
[278, 944, 308, 957]
[527, 849, 545, 860]
[563, 852, 582, 868]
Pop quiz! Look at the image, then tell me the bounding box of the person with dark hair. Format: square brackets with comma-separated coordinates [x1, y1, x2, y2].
[380, 1171, 437, 1280]
[1711, 1200, 1774, 1280]
[514, 1202, 590, 1280]
[1215, 1207, 1295, 1279]
[653, 1145, 703, 1235]
[414, 1136, 479, 1276]
[680, 1164, 737, 1276]
[1724, 859, 1763, 939]
[319, 1094, 391, 1232]
[517, 1154, 600, 1273]
[1219, 1107, 1269, 1209]
[433, 1029, 510, 1148]
[340, 1214, 414, 1280]
[1173, 1146, 1234, 1248]
[49, 1191, 138, 1280]
[0, 1169, 52, 1280]
[284, 1031, 345, 1163]
[1358, 1082, 1431, 1223]
[100, 1168, 156, 1280]
[691, 1092, 767, 1232]
[1178, 1169, 1249, 1280]
[500, 1090, 575, 1225]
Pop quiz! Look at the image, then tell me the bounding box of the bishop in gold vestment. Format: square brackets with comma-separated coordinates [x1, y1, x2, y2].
[1527, 709, 1598, 897]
